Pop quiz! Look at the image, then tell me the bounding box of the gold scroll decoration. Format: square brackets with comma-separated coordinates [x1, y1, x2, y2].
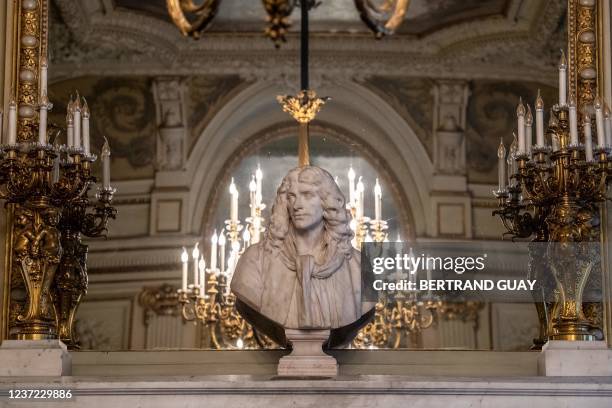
[166, 0, 222, 39]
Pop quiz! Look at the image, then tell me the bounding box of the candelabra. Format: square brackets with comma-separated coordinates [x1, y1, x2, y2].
[177, 169, 268, 349]
[177, 196, 274, 349]
[353, 290, 443, 349]
[1, 43, 118, 346]
[494, 79, 612, 342]
[55, 182, 116, 348]
[347, 171, 387, 247]
[1, 133, 116, 343]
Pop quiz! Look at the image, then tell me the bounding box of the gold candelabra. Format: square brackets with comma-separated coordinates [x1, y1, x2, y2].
[2, 137, 116, 344]
[494, 0, 608, 346]
[177, 211, 274, 350]
[494, 97, 611, 342]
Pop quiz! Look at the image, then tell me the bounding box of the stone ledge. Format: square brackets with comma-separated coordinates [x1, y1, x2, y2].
[69, 350, 539, 377]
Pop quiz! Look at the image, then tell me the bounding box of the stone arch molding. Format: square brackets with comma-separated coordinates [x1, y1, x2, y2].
[185, 80, 433, 238]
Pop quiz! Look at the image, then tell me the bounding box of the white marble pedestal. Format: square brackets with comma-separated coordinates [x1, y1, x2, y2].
[0, 340, 71, 376]
[538, 340, 612, 376]
[277, 329, 338, 377]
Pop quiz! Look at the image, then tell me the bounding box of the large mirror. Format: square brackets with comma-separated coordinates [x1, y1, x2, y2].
[29, 0, 596, 354]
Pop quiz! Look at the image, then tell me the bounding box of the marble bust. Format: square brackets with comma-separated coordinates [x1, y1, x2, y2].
[231, 166, 373, 346]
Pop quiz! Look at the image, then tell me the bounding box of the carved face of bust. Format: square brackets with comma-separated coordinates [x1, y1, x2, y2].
[287, 180, 324, 231]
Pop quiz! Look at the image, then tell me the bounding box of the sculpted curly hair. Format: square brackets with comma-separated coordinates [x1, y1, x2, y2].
[263, 166, 354, 261]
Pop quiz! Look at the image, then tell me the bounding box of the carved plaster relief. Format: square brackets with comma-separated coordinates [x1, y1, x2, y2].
[152, 77, 187, 171]
[359, 76, 435, 157]
[465, 81, 557, 183]
[432, 80, 469, 175]
[48, 76, 156, 180]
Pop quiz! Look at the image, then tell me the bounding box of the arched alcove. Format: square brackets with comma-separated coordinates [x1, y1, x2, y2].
[201, 122, 415, 243]
[187, 80, 433, 238]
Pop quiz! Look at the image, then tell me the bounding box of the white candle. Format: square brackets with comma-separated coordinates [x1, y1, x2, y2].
[73, 97, 81, 148]
[249, 176, 257, 219]
[243, 228, 251, 247]
[348, 167, 356, 205]
[356, 177, 364, 219]
[210, 230, 218, 271]
[497, 138, 506, 191]
[38, 93, 48, 145]
[517, 98, 526, 154]
[252, 216, 261, 244]
[559, 50, 567, 106]
[219, 231, 226, 273]
[595, 97, 605, 148]
[101, 137, 111, 189]
[181, 247, 189, 291]
[7, 97, 17, 145]
[229, 178, 238, 223]
[605, 104, 612, 148]
[229, 241, 240, 282]
[198, 256, 206, 294]
[374, 178, 382, 221]
[192, 243, 200, 288]
[66, 112, 74, 147]
[82, 98, 90, 155]
[255, 165, 263, 205]
[40, 56, 48, 100]
[535, 90, 544, 147]
[569, 95, 578, 145]
[525, 105, 533, 155]
[584, 113, 593, 161]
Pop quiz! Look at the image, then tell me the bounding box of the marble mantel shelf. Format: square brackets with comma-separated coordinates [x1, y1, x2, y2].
[69, 349, 540, 377]
[2, 351, 611, 408]
[0, 375, 611, 408]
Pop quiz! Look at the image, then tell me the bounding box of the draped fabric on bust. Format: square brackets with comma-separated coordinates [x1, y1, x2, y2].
[274, 229, 353, 328]
[231, 230, 364, 330]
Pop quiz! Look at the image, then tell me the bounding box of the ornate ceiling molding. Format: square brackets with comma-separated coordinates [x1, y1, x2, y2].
[49, 0, 564, 85]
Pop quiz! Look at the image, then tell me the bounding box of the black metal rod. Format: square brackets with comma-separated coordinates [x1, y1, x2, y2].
[300, 1, 309, 91]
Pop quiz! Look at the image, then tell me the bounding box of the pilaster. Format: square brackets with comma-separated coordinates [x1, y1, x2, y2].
[150, 77, 191, 235]
[429, 80, 472, 238]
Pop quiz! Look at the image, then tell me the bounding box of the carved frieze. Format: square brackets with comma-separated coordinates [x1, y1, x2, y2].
[359, 76, 435, 157]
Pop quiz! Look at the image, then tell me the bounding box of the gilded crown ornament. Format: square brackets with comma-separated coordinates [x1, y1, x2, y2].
[276, 90, 329, 124]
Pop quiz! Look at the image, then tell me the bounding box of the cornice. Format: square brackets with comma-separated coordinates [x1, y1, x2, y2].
[48, 0, 564, 85]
